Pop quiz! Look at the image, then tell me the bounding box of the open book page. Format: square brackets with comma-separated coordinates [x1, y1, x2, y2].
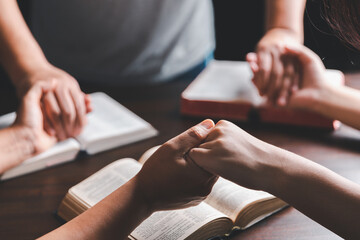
[0, 112, 81, 180]
[182, 60, 343, 105]
[76, 92, 158, 154]
[69, 157, 230, 240]
[137, 145, 285, 230]
[69, 158, 141, 207]
[0, 112, 17, 129]
[204, 178, 276, 222]
[181, 60, 343, 129]
[182, 61, 264, 105]
[131, 203, 229, 240]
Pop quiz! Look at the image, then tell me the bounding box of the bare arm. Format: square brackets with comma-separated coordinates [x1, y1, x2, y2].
[270, 147, 360, 239]
[284, 45, 360, 130]
[0, 0, 48, 86]
[0, 126, 37, 173]
[306, 84, 360, 130]
[0, 0, 89, 140]
[39, 120, 217, 240]
[39, 179, 151, 240]
[0, 82, 56, 174]
[247, 0, 307, 106]
[190, 120, 360, 239]
[264, 0, 306, 43]
[0, 1, 54, 173]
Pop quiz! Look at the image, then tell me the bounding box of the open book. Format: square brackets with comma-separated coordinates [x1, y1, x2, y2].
[0, 92, 158, 180]
[181, 60, 343, 129]
[58, 147, 288, 240]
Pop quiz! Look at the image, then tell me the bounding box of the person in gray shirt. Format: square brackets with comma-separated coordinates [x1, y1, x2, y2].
[0, 0, 214, 141]
[30, 0, 215, 84]
[0, 0, 304, 142]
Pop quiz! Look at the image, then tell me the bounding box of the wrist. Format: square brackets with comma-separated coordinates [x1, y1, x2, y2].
[11, 124, 36, 153]
[302, 83, 334, 114]
[259, 146, 299, 196]
[252, 143, 285, 193]
[2, 125, 37, 169]
[129, 176, 156, 217]
[11, 60, 52, 92]
[268, 27, 303, 43]
[258, 28, 302, 50]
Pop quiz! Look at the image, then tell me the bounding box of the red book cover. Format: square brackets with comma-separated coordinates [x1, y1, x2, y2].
[181, 61, 343, 130]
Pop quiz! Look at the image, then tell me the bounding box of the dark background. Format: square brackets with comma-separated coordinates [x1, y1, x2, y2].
[7, 0, 360, 86]
[212, 0, 360, 71]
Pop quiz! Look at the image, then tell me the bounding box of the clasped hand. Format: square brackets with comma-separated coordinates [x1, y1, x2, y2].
[134, 119, 218, 212]
[248, 42, 335, 111]
[16, 63, 91, 141]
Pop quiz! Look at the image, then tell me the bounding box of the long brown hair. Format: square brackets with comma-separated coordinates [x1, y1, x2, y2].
[321, 0, 360, 50]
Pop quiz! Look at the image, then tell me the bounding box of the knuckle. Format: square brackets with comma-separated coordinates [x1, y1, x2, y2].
[212, 127, 225, 138]
[49, 108, 61, 119]
[216, 121, 232, 132]
[187, 126, 203, 141]
[260, 65, 271, 74]
[76, 101, 85, 112]
[273, 43, 282, 50]
[160, 142, 178, 153]
[214, 139, 226, 148]
[217, 120, 230, 127]
[63, 109, 76, 122]
[217, 120, 226, 125]
[256, 45, 266, 52]
[272, 67, 283, 79]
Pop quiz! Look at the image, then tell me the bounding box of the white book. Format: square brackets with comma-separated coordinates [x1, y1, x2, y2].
[57, 148, 288, 240]
[0, 92, 158, 180]
[181, 60, 343, 129]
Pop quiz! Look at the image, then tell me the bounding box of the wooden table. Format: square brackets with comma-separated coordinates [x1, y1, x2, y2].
[1, 73, 360, 240]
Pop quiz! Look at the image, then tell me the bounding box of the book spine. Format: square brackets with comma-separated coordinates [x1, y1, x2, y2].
[181, 98, 251, 121]
[180, 98, 337, 130]
[257, 106, 337, 130]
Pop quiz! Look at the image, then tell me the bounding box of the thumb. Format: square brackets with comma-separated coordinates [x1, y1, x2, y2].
[25, 80, 56, 103]
[16, 83, 46, 126]
[167, 119, 215, 155]
[23, 83, 44, 105]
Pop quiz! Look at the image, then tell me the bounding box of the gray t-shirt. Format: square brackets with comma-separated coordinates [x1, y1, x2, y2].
[30, 0, 215, 84]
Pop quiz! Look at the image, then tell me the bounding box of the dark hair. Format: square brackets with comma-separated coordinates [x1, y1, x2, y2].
[321, 0, 360, 50]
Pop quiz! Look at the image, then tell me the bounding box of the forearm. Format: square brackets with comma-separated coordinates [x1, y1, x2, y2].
[264, 0, 306, 43]
[0, 0, 49, 85]
[307, 84, 360, 130]
[0, 126, 36, 173]
[40, 177, 152, 240]
[267, 147, 360, 239]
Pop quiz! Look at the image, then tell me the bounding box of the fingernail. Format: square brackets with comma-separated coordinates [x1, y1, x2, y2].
[200, 119, 214, 129]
